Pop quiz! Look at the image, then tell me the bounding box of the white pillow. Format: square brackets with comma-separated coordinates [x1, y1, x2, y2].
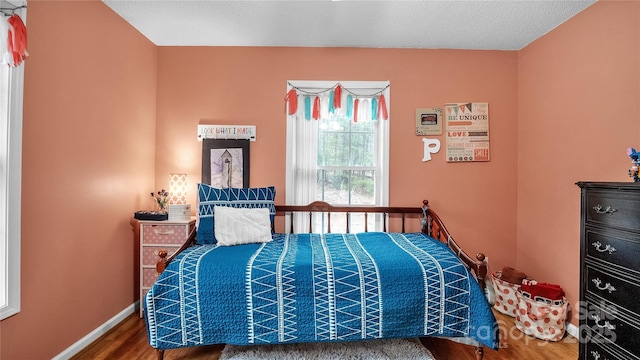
[214, 206, 273, 246]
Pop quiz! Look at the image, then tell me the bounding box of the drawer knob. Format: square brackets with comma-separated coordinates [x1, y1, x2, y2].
[591, 314, 616, 330]
[593, 204, 617, 215]
[592, 278, 616, 293]
[591, 241, 616, 254]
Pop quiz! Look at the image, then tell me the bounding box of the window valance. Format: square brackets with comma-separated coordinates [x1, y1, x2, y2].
[286, 81, 389, 122]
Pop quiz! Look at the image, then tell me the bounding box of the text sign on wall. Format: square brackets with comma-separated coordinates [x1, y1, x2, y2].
[197, 125, 256, 141]
[445, 103, 489, 162]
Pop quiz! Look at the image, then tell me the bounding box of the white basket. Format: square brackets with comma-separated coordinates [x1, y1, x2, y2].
[514, 289, 568, 341]
[491, 271, 520, 317]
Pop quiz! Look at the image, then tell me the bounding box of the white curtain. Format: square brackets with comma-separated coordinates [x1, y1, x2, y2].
[286, 95, 318, 205]
[285, 89, 317, 232]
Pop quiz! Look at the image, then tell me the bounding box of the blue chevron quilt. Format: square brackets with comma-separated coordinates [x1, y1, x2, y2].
[144, 232, 499, 351]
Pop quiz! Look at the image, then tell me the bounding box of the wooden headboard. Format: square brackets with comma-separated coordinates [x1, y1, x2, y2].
[159, 200, 487, 289]
[274, 200, 487, 287]
[275, 200, 425, 233]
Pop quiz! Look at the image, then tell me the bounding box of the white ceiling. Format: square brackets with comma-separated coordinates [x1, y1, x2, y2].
[103, 0, 596, 50]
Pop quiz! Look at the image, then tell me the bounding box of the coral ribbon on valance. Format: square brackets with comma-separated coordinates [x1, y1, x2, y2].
[1, 13, 28, 67]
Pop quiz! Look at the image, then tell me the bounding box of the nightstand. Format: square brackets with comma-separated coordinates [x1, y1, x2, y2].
[137, 218, 195, 317]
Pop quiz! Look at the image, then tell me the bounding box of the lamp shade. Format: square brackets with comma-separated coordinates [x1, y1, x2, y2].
[169, 173, 187, 204]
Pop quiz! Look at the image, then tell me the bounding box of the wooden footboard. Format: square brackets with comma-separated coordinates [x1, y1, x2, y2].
[420, 200, 488, 290]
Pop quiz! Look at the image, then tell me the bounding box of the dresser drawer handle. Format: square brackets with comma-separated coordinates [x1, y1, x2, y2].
[152, 227, 175, 235]
[593, 204, 617, 215]
[591, 241, 616, 254]
[592, 278, 616, 293]
[591, 314, 616, 330]
[590, 350, 609, 360]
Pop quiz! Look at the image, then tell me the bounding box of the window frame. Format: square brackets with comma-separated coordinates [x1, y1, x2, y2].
[0, 0, 26, 320]
[285, 80, 390, 231]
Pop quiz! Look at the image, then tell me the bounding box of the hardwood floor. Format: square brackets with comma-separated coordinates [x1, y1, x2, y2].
[71, 310, 578, 359]
[422, 311, 578, 360]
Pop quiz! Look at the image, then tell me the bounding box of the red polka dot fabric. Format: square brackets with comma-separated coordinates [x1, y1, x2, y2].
[514, 289, 568, 341]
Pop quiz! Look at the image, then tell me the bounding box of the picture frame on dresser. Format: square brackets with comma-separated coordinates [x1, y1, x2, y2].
[202, 139, 250, 188]
[576, 182, 640, 360]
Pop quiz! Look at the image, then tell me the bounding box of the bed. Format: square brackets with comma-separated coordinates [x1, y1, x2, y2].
[144, 185, 499, 360]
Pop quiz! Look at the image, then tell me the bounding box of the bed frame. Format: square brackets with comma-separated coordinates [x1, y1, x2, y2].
[154, 200, 488, 360]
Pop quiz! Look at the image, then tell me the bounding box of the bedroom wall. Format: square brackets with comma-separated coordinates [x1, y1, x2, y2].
[517, 0, 639, 327]
[0, 1, 157, 359]
[6, 2, 630, 358]
[154, 47, 519, 286]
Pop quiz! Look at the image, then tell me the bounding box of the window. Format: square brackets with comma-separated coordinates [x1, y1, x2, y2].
[1, 0, 26, 320]
[285, 81, 389, 232]
[317, 114, 377, 205]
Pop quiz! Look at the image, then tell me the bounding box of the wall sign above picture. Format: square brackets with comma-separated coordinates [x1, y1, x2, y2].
[198, 124, 256, 141]
[444, 102, 490, 162]
[415, 108, 442, 136]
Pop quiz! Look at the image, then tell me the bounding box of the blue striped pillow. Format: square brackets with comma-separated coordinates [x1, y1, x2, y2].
[197, 184, 276, 244]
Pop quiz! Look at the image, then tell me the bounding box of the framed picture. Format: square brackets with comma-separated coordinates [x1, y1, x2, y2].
[202, 139, 250, 188]
[444, 102, 489, 162]
[415, 108, 443, 135]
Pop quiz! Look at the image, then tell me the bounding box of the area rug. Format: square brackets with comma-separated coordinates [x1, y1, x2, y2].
[219, 338, 436, 360]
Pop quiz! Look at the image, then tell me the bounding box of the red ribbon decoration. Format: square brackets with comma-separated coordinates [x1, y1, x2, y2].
[285, 89, 298, 115]
[377, 95, 388, 120]
[7, 14, 28, 66]
[333, 85, 342, 109]
[353, 98, 360, 122]
[312, 96, 321, 120]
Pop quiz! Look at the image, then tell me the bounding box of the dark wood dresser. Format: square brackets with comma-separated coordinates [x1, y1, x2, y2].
[576, 182, 640, 360]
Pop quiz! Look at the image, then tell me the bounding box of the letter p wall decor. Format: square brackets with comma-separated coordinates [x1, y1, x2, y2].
[422, 138, 441, 162]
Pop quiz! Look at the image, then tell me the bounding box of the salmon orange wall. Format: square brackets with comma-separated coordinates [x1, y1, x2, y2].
[0, 1, 157, 359]
[154, 46, 519, 279]
[517, 0, 639, 327]
[6, 1, 635, 358]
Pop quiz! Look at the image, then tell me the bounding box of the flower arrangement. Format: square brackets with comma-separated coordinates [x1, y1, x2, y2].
[151, 189, 170, 213]
[628, 148, 640, 182]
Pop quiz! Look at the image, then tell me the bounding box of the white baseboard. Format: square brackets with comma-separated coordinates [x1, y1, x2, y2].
[53, 302, 138, 360]
[565, 321, 579, 339]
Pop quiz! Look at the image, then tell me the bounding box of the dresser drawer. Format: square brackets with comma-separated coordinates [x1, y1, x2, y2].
[142, 246, 180, 267]
[585, 228, 640, 274]
[585, 266, 640, 315]
[142, 224, 188, 244]
[585, 189, 640, 232]
[583, 336, 640, 360]
[585, 302, 640, 354]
